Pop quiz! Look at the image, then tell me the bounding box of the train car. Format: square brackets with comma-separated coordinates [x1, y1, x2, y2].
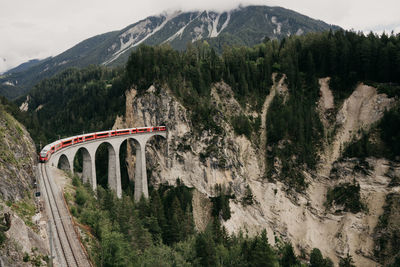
[84, 134, 95, 141]
[61, 138, 73, 148]
[115, 129, 130, 135]
[39, 126, 167, 162]
[39, 144, 52, 162]
[95, 131, 110, 139]
[73, 136, 84, 144]
[137, 127, 151, 133]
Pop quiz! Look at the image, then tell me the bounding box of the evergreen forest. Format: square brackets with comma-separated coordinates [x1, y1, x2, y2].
[3, 29, 400, 266]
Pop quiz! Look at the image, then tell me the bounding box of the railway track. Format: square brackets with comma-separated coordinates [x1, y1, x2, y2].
[39, 163, 90, 267]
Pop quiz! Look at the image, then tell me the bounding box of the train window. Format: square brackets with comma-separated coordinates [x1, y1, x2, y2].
[96, 133, 109, 138]
[85, 135, 95, 140]
[116, 130, 129, 135]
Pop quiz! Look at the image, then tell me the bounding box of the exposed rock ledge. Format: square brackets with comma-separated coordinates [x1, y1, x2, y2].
[118, 79, 397, 266]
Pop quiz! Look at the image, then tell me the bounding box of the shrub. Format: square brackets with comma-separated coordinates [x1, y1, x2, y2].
[231, 114, 252, 139]
[325, 182, 365, 213]
[75, 187, 88, 206]
[0, 230, 6, 245]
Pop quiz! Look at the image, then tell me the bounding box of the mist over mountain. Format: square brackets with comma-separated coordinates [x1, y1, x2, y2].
[0, 5, 339, 99]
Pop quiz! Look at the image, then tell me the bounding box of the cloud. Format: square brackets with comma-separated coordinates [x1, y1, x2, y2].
[1, 0, 400, 73]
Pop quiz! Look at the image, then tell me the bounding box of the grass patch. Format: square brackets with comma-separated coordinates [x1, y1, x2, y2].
[11, 199, 37, 231]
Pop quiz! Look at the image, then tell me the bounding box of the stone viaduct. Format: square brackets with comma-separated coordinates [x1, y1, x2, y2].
[47, 130, 166, 201]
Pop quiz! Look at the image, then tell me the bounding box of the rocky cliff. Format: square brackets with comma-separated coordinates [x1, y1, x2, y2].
[0, 106, 49, 266]
[117, 75, 399, 266]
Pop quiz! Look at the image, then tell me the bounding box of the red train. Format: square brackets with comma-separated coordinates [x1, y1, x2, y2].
[39, 126, 166, 163]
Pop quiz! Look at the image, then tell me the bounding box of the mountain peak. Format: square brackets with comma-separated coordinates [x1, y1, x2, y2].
[0, 5, 340, 99]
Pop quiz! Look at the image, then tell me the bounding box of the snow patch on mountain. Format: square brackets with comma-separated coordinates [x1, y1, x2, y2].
[271, 16, 282, 35]
[296, 28, 304, 35]
[165, 13, 202, 43]
[210, 13, 222, 37]
[192, 25, 205, 42]
[104, 11, 181, 65]
[2, 81, 14, 87]
[218, 12, 231, 34]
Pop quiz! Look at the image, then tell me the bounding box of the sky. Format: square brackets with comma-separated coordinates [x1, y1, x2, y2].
[1, 0, 400, 73]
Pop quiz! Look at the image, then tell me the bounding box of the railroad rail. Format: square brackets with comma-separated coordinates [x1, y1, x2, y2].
[39, 163, 90, 267]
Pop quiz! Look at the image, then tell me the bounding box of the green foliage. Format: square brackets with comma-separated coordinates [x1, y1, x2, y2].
[231, 114, 252, 139]
[241, 185, 254, 206]
[379, 105, 400, 159]
[10, 200, 36, 230]
[16, 66, 127, 147]
[211, 185, 232, 221]
[325, 182, 365, 213]
[309, 248, 334, 267]
[375, 83, 400, 98]
[75, 186, 89, 206]
[23, 252, 30, 262]
[70, 175, 299, 266]
[343, 104, 400, 161]
[280, 243, 299, 267]
[0, 230, 6, 245]
[138, 244, 191, 267]
[374, 193, 400, 265]
[243, 230, 279, 266]
[195, 231, 218, 266]
[343, 130, 387, 159]
[266, 75, 322, 190]
[339, 253, 356, 267]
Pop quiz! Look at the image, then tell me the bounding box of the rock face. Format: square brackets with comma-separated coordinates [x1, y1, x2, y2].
[0, 106, 49, 266]
[0, 107, 37, 201]
[119, 77, 398, 266]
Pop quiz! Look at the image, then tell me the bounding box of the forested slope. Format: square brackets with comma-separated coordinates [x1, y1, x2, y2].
[9, 29, 400, 266]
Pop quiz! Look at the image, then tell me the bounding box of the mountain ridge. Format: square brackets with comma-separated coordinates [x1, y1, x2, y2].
[0, 5, 339, 99]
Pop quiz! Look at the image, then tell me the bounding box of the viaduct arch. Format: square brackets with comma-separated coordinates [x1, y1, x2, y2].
[47, 131, 166, 201]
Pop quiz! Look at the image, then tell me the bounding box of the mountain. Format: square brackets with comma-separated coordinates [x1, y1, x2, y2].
[4, 59, 44, 75]
[0, 100, 49, 266]
[0, 5, 340, 100]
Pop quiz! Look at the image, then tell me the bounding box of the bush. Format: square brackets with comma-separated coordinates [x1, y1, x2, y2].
[241, 185, 254, 206]
[325, 182, 365, 213]
[0, 230, 6, 245]
[75, 187, 89, 206]
[231, 114, 252, 139]
[23, 252, 30, 262]
[70, 206, 77, 217]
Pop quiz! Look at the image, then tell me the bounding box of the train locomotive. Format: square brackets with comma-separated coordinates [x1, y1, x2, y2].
[38, 126, 166, 163]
